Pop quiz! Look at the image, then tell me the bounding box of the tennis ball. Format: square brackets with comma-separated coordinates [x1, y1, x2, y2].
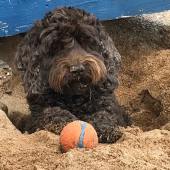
[59, 120, 98, 152]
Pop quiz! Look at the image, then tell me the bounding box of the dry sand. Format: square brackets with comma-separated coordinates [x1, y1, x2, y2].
[0, 109, 169, 170]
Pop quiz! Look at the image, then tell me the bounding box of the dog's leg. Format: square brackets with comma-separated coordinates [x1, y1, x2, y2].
[86, 95, 131, 143]
[87, 111, 123, 143]
[28, 106, 78, 134]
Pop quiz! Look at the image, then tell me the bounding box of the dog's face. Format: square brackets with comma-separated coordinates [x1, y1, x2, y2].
[48, 47, 107, 95]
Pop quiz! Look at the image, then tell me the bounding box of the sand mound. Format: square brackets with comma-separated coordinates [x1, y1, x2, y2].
[0, 110, 169, 170]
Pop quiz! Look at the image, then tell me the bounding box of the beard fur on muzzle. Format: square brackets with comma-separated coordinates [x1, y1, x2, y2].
[48, 54, 107, 93]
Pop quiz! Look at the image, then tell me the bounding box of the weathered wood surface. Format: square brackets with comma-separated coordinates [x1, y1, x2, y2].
[0, 0, 170, 37]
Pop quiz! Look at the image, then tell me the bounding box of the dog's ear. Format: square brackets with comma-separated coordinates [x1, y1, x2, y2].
[15, 24, 41, 72]
[15, 31, 43, 96]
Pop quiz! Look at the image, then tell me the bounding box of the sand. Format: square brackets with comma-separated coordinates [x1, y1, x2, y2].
[0, 109, 169, 170]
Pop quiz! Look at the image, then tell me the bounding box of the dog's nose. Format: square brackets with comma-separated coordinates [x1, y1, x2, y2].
[70, 64, 85, 73]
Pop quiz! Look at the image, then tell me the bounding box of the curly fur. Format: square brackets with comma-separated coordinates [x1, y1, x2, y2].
[15, 7, 131, 143]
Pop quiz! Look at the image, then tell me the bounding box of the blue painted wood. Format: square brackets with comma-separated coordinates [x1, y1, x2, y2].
[0, 0, 170, 37]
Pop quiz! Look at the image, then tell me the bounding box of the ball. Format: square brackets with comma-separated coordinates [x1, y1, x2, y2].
[59, 120, 98, 152]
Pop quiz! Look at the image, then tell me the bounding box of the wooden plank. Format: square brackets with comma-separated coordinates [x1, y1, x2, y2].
[0, 0, 170, 37]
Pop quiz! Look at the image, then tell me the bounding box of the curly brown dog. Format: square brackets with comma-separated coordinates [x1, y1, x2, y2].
[15, 7, 131, 143]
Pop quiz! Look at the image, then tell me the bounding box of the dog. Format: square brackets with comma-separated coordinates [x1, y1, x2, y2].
[15, 7, 131, 143]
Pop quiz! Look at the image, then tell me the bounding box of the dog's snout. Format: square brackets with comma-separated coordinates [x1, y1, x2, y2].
[70, 64, 85, 73]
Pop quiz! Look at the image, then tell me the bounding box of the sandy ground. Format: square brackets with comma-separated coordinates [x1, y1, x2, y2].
[0, 109, 169, 170]
[0, 13, 170, 170]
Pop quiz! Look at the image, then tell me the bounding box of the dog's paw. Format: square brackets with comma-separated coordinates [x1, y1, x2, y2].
[97, 126, 122, 143]
[35, 107, 78, 134]
[87, 111, 123, 143]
